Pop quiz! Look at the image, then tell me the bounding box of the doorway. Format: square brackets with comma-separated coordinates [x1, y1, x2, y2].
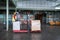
[35, 12, 46, 24]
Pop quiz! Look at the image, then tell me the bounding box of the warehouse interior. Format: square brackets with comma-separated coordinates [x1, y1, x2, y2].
[0, 0, 60, 40]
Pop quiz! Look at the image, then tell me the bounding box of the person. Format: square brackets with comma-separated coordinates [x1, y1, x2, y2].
[27, 12, 31, 32]
[16, 12, 21, 21]
[12, 12, 16, 22]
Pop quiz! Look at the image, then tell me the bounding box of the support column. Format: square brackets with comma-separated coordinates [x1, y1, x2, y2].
[6, 0, 9, 31]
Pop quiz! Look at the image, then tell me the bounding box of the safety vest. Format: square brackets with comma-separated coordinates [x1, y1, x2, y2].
[12, 15, 16, 22]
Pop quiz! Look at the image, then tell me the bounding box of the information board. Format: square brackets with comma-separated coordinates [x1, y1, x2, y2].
[31, 20, 41, 31]
[13, 21, 20, 30]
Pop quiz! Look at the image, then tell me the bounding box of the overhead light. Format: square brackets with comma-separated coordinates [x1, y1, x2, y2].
[55, 7, 60, 9]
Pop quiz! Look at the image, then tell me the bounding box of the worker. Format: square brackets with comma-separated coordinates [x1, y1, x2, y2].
[12, 12, 16, 22]
[16, 12, 21, 21]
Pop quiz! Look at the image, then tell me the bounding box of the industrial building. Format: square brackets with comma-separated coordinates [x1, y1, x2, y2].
[0, 0, 60, 40]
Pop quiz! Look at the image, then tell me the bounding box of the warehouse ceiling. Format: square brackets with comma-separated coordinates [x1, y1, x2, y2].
[0, 0, 15, 10]
[12, 0, 60, 10]
[0, 0, 60, 10]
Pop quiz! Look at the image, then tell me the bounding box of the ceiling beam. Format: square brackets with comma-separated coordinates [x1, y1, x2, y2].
[0, 7, 15, 10]
[54, 4, 60, 7]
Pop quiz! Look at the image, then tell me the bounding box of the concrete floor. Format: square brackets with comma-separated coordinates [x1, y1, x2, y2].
[0, 24, 60, 40]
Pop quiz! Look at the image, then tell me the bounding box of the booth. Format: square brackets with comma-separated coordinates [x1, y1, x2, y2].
[13, 21, 28, 32]
[12, 12, 28, 32]
[12, 12, 41, 32]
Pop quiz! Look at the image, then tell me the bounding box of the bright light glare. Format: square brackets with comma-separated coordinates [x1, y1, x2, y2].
[55, 7, 60, 9]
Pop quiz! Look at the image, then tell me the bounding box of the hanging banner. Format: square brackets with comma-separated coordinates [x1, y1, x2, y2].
[31, 20, 41, 31]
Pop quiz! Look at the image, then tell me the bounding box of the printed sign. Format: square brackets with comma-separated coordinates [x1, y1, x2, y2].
[13, 21, 20, 30]
[31, 20, 41, 31]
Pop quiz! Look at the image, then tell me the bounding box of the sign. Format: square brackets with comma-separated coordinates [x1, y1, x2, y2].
[13, 21, 20, 30]
[31, 20, 41, 31]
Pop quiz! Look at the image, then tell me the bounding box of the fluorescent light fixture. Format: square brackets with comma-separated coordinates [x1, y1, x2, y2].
[55, 7, 60, 9]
